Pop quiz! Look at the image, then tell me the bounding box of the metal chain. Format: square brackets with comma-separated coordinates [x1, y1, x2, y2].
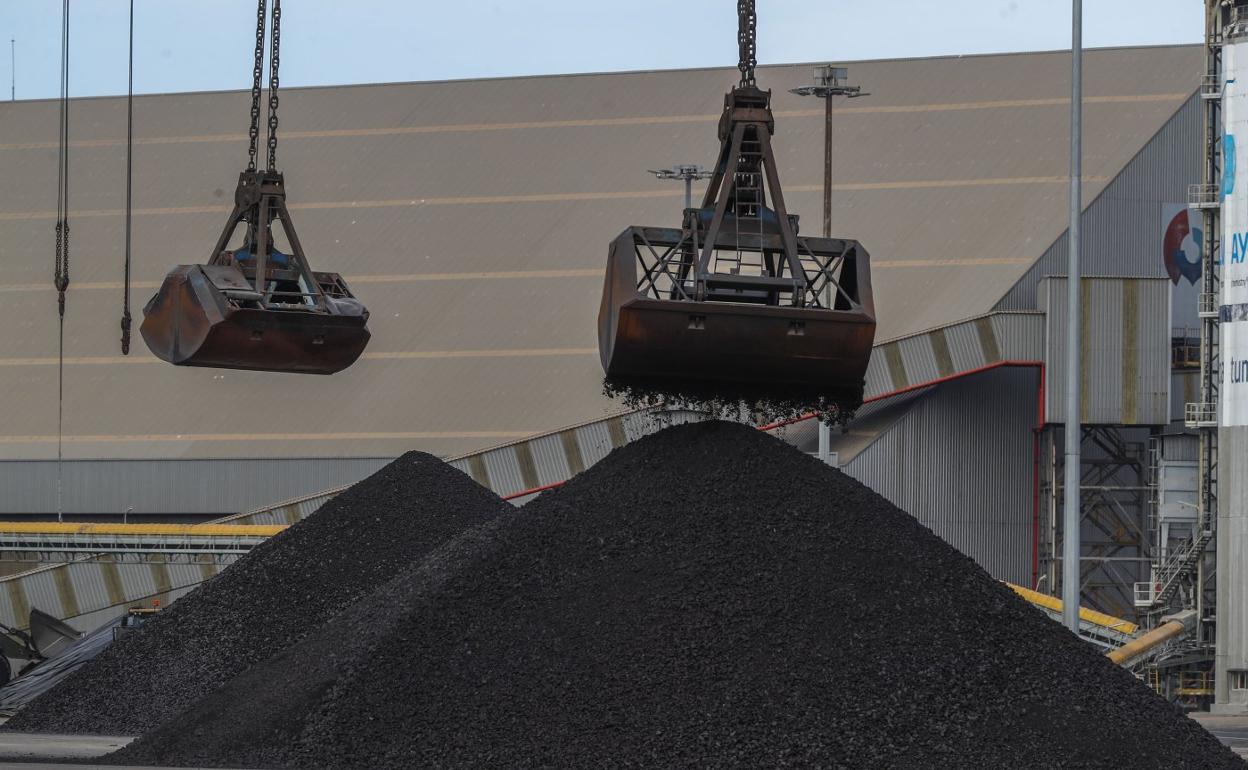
[737, 0, 757, 88]
[121, 0, 134, 355]
[266, 0, 280, 170]
[247, 0, 267, 172]
[54, 0, 71, 523]
[53, 0, 70, 319]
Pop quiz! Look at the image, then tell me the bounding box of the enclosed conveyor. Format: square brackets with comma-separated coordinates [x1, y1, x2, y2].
[598, 1, 875, 410]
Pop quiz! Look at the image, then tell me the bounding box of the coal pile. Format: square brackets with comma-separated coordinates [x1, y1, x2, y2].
[113, 422, 1240, 769]
[7, 452, 510, 736]
[604, 376, 859, 426]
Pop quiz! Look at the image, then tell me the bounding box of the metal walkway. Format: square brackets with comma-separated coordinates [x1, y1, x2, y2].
[0, 524, 284, 561]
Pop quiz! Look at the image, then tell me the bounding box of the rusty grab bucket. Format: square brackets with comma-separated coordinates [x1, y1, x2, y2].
[140, 264, 370, 375]
[598, 225, 876, 405]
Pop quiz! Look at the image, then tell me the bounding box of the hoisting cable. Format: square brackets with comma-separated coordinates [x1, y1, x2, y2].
[120, 0, 134, 355]
[247, 0, 267, 172]
[737, 0, 757, 88]
[266, 0, 280, 170]
[53, 0, 71, 522]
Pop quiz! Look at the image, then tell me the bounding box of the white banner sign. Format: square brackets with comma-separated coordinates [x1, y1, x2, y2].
[1224, 41, 1248, 426]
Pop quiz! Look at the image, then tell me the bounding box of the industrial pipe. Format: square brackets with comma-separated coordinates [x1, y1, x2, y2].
[1106, 610, 1197, 666]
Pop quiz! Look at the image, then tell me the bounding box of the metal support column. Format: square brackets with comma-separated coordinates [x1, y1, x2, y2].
[1062, 0, 1084, 633]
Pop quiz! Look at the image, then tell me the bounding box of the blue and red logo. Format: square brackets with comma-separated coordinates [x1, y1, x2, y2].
[1164, 208, 1203, 285]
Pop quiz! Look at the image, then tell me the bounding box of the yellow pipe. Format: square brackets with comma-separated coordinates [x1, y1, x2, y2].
[1005, 582, 1138, 636]
[0, 522, 288, 537]
[1107, 619, 1187, 665]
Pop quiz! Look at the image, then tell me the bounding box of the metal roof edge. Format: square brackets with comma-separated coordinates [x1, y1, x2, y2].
[0, 44, 1203, 107]
[875, 309, 1044, 346]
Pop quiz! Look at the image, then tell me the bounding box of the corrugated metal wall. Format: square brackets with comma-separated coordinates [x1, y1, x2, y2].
[843, 367, 1038, 584]
[1040, 277, 1172, 425]
[0, 458, 392, 516]
[997, 94, 1202, 323]
[1217, 426, 1248, 708]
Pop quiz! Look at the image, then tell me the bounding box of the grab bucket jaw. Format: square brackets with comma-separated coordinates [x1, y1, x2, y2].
[140, 264, 370, 375]
[598, 225, 876, 405]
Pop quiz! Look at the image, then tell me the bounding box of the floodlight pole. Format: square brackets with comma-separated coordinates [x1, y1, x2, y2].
[9, 39, 13, 101]
[791, 67, 868, 454]
[790, 65, 867, 239]
[649, 164, 714, 212]
[1062, 0, 1083, 633]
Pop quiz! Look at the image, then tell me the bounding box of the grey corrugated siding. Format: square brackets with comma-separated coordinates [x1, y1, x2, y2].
[1217, 426, 1248, 707]
[843, 367, 1037, 584]
[0, 458, 392, 515]
[998, 94, 1202, 324]
[1160, 432, 1199, 463]
[1041, 277, 1171, 425]
[1172, 370, 1201, 424]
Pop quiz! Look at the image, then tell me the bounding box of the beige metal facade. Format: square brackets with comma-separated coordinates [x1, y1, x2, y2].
[0, 46, 1201, 461]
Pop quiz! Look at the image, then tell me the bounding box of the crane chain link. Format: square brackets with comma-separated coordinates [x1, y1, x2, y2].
[247, 0, 267, 172]
[266, 0, 280, 170]
[54, 222, 69, 318]
[737, 0, 757, 88]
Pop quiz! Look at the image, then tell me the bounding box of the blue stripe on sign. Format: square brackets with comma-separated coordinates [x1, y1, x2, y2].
[1226, 135, 1238, 198]
[1221, 304, 1248, 322]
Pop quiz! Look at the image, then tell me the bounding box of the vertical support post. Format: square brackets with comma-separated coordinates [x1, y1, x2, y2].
[818, 422, 831, 465]
[824, 91, 833, 239]
[1062, 0, 1084, 633]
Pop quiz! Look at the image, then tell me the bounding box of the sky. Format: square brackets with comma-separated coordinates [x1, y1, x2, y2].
[0, 1, 1206, 101]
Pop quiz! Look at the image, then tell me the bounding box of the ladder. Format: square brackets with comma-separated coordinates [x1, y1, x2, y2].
[726, 130, 767, 276]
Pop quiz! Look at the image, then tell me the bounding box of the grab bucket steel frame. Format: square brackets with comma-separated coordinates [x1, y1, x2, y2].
[140, 170, 370, 375]
[597, 83, 876, 405]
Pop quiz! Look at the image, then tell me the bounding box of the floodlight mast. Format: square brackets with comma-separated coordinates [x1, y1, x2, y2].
[790, 65, 869, 239]
[791, 66, 870, 450]
[648, 164, 714, 211]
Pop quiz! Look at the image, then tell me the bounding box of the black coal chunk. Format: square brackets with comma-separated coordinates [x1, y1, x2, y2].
[6, 451, 509, 737]
[604, 376, 859, 426]
[111, 422, 1242, 768]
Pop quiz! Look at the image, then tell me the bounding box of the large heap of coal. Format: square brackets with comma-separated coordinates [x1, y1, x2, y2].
[114, 422, 1240, 768]
[6, 452, 510, 736]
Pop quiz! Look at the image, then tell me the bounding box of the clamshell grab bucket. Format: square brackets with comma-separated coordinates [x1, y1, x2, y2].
[598, 225, 875, 403]
[141, 264, 370, 375]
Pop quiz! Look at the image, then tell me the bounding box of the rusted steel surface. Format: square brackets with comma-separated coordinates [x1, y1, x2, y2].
[597, 29, 876, 403]
[140, 265, 369, 374]
[599, 226, 875, 397]
[140, 170, 370, 375]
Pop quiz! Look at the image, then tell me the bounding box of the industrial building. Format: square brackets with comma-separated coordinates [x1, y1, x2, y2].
[0, 37, 1237, 710]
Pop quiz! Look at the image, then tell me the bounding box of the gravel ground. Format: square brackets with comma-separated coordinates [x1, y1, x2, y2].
[114, 422, 1243, 768]
[7, 452, 510, 736]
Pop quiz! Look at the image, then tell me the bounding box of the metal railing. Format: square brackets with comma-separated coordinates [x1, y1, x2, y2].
[1199, 292, 1220, 318]
[1138, 530, 1213, 608]
[1189, 183, 1221, 209]
[1185, 402, 1217, 428]
[1178, 670, 1214, 695]
[1201, 74, 1224, 101]
[1231, 6, 1248, 37]
[1134, 581, 1159, 608]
